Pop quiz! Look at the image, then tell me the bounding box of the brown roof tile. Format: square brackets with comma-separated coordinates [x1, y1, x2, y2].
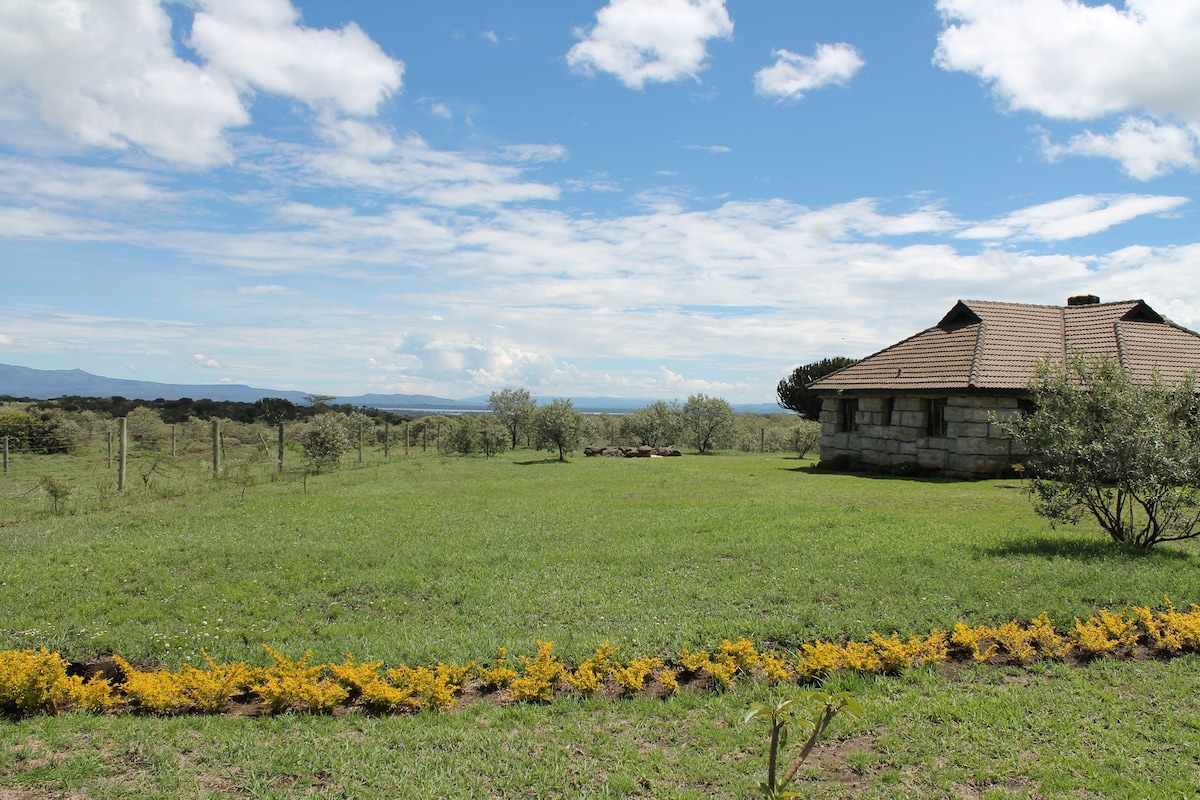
[809, 298, 1200, 394]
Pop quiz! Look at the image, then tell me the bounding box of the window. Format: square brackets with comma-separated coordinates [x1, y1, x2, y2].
[883, 397, 895, 427]
[841, 398, 858, 433]
[926, 398, 947, 437]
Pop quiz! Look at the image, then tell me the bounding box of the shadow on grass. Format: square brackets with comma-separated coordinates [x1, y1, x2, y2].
[781, 464, 954, 484]
[513, 458, 569, 466]
[982, 535, 1195, 562]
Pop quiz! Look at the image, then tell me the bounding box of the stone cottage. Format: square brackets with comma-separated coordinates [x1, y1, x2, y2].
[807, 295, 1200, 478]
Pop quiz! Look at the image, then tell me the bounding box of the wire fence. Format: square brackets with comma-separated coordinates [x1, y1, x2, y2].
[0, 422, 421, 526]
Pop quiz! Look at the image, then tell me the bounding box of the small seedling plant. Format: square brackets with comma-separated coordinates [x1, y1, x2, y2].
[744, 691, 863, 799]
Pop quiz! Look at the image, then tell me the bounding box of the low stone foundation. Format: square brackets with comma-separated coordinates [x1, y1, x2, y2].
[817, 394, 1024, 479]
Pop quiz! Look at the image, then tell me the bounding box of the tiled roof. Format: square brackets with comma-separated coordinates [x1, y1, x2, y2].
[809, 299, 1200, 394]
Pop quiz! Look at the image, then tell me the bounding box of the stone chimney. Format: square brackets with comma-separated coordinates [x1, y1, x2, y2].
[1067, 294, 1100, 306]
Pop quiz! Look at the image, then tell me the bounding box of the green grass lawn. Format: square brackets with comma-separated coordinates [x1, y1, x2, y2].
[2, 448, 1199, 798]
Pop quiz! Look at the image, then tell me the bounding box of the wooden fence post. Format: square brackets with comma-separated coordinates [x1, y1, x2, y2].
[358, 422, 364, 464]
[107, 429, 113, 469]
[2, 435, 8, 474]
[212, 419, 221, 477]
[384, 421, 390, 458]
[277, 423, 285, 472]
[171, 424, 176, 457]
[118, 417, 127, 492]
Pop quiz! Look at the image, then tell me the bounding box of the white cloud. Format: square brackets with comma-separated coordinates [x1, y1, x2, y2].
[0, 207, 102, 239]
[0, 0, 247, 167]
[299, 125, 562, 208]
[0, 157, 161, 205]
[190, 0, 404, 117]
[481, 30, 498, 43]
[193, 353, 221, 369]
[1041, 118, 1200, 181]
[754, 43, 864, 102]
[957, 194, 1189, 241]
[935, 0, 1200, 120]
[429, 103, 452, 119]
[935, 0, 1200, 176]
[684, 144, 731, 153]
[236, 284, 290, 295]
[0, 0, 403, 168]
[567, 0, 733, 89]
[499, 144, 569, 163]
[0, 334, 12, 346]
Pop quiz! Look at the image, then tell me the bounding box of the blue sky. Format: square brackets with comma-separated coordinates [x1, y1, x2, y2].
[1, 0, 1198, 403]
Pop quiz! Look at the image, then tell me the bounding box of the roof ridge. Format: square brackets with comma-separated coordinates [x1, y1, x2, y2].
[965, 298, 1141, 310]
[963, 299, 1061, 310]
[1059, 306, 1067, 364]
[969, 320, 985, 388]
[1114, 321, 1129, 371]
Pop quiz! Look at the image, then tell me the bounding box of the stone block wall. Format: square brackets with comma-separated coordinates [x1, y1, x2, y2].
[818, 394, 1024, 478]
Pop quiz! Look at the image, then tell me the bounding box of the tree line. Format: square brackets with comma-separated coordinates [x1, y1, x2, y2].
[2, 384, 829, 472]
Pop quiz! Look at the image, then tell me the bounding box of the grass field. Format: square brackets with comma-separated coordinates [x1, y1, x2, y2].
[2, 446, 1199, 798]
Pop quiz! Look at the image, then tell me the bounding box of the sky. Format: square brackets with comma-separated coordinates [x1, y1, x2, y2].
[1, 0, 1199, 404]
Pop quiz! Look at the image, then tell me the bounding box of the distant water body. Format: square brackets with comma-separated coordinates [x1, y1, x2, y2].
[374, 407, 485, 416]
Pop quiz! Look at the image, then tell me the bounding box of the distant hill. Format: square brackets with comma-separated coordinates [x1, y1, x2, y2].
[0, 363, 778, 414]
[0, 363, 311, 404]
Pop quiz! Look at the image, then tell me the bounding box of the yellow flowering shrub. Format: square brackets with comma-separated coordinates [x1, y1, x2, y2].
[0, 648, 74, 714]
[1130, 605, 1173, 649]
[993, 621, 1037, 663]
[912, 630, 950, 666]
[611, 655, 663, 697]
[841, 640, 882, 674]
[951, 622, 999, 663]
[1155, 599, 1200, 650]
[474, 648, 518, 691]
[794, 640, 843, 680]
[10, 600, 1200, 718]
[438, 662, 473, 688]
[61, 674, 115, 713]
[1098, 609, 1139, 650]
[717, 638, 761, 671]
[870, 633, 912, 673]
[178, 654, 251, 713]
[331, 655, 408, 709]
[676, 648, 737, 688]
[677, 648, 710, 674]
[330, 655, 388, 695]
[760, 652, 792, 683]
[252, 646, 348, 713]
[870, 631, 949, 673]
[387, 665, 460, 712]
[656, 666, 680, 694]
[1028, 613, 1072, 658]
[113, 655, 190, 714]
[565, 641, 620, 696]
[509, 641, 564, 703]
[1069, 617, 1120, 655]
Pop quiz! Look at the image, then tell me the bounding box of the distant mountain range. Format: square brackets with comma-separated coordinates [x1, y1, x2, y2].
[0, 363, 781, 415]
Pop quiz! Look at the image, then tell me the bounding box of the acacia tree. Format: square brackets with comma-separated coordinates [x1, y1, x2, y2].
[257, 397, 295, 426]
[777, 357, 859, 420]
[619, 400, 682, 447]
[532, 398, 587, 461]
[681, 393, 734, 454]
[1002, 354, 1200, 549]
[488, 388, 536, 449]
